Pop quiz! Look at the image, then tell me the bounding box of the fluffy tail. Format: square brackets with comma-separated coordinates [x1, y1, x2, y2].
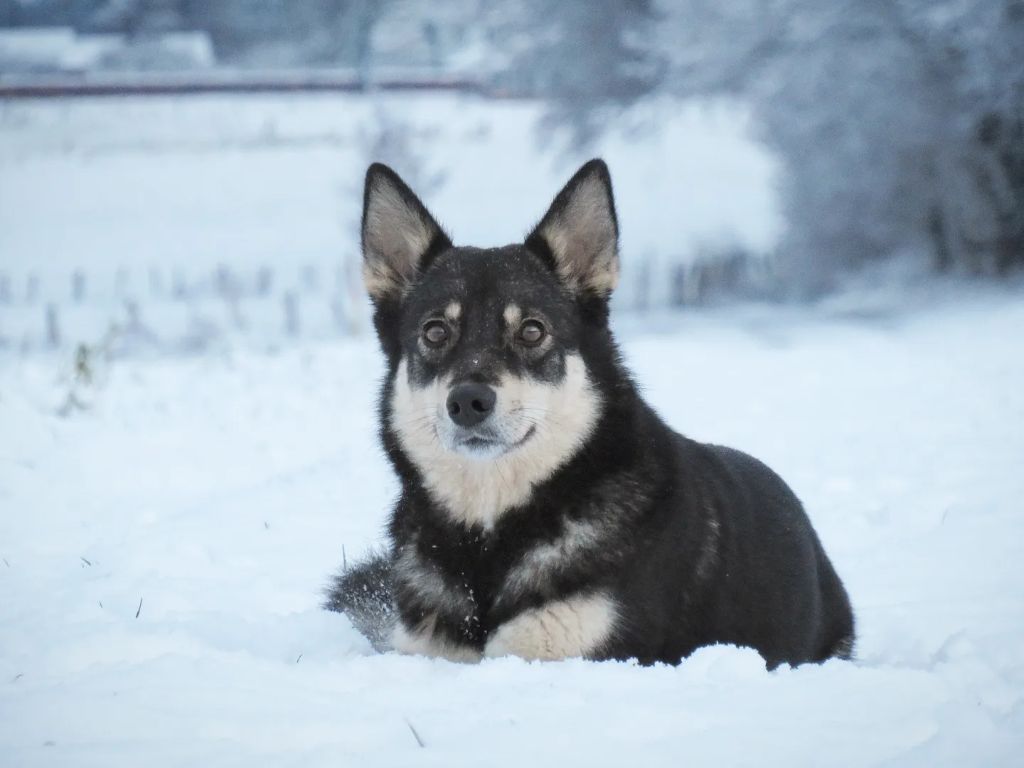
[323, 549, 396, 651]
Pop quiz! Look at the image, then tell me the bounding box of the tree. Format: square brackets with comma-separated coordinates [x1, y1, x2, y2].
[653, 0, 1024, 291]
[487, 0, 664, 146]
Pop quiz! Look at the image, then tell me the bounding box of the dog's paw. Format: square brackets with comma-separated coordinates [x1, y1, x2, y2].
[483, 593, 618, 661]
[392, 616, 482, 663]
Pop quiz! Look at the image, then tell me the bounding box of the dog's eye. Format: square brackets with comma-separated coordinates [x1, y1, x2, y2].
[517, 320, 546, 346]
[422, 320, 449, 347]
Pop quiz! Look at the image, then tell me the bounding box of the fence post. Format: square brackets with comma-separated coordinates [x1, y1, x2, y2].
[72, 271, 86, 303]
[215, 264, 231, 297]
[172, 270, 187, 301]
[303, 264, 318, 292]
[45, 303, 60, 348]
[670, 265, 686, 307]
[256, 267, 273, 297]
[634, 259, 651, 312]
[284, 292, 300, 337]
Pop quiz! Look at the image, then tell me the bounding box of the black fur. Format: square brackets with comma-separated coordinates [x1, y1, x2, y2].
[324, 549, 394, 651]
[325, 159, 854, 668]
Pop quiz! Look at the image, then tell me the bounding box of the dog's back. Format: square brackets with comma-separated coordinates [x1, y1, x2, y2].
[602, 433, 853, 667]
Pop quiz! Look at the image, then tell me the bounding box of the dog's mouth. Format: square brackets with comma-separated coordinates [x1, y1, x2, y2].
[453, 425, 536, 458]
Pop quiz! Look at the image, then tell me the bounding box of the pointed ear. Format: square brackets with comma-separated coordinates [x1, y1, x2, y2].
[526, 159, 619, 297]
[361, 163, 451, 302]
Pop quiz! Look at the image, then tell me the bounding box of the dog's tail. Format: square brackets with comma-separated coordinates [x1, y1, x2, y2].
[323, 549, 396, 651]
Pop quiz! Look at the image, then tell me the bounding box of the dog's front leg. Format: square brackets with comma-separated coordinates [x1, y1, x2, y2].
[483, 592, 619, 661]
[391, 614, 482, 663]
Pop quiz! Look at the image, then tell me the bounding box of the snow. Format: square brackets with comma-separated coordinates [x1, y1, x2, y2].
[2, 292, 1023, 766]
[1, 93, 1023, 765]
[0, 93, 779, 349]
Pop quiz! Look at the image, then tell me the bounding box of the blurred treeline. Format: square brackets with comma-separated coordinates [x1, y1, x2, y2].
[3, 0, 1022, 292]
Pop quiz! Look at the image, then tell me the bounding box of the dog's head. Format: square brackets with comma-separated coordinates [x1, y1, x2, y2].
[361, 160, 620, 523]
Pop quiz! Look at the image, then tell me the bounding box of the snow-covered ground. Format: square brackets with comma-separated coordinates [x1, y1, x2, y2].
[2, 291, 1023, 766]
[2, 93, 1023, 766]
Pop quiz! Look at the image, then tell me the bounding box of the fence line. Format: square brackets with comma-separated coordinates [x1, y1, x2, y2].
[0, 249, 779, 355]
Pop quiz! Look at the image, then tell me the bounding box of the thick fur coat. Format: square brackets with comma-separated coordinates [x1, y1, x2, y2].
[325, 159, 855, 667]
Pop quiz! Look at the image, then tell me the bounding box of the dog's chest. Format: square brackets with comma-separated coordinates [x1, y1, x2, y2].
[431, 526, 509, 607]
[397, 519, 534, 631]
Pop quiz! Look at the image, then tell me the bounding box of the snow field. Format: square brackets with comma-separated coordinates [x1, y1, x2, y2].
[2, 293, 1023, 766]
[1, 90, 1021, 766]
[0, 93, 779, 352]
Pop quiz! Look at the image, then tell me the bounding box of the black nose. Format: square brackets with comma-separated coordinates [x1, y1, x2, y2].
[446, 382, 496, 428]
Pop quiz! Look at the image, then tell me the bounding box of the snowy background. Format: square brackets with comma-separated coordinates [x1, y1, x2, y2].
[0, 93, 779, 354]
[3, 1, 1024, 765]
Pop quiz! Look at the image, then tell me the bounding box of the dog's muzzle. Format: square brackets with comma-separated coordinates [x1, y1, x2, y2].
[442, 382, 536, 457]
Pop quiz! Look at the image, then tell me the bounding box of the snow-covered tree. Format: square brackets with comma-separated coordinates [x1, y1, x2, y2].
[654, 0, 1024, 291]
[485, 0, 663, 145]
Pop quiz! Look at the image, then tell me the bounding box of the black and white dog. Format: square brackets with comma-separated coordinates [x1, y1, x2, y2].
[325, 159, 855, 668]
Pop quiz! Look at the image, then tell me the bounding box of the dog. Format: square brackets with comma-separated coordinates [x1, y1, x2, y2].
[325, 159, 855, 668]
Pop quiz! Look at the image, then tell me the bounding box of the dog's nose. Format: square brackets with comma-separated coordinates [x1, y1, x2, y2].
[446, 382, 496, 428]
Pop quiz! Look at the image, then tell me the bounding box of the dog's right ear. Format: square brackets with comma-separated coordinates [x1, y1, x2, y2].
[361, 164, 451, 303]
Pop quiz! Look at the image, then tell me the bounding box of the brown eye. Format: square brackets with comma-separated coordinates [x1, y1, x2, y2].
[423, 320, 449, 347]
[517, 320, 546, 346]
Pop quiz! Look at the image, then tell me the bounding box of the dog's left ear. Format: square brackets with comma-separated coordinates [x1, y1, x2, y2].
[526, 159, 619, 297]
[361, 163, 451, 303]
